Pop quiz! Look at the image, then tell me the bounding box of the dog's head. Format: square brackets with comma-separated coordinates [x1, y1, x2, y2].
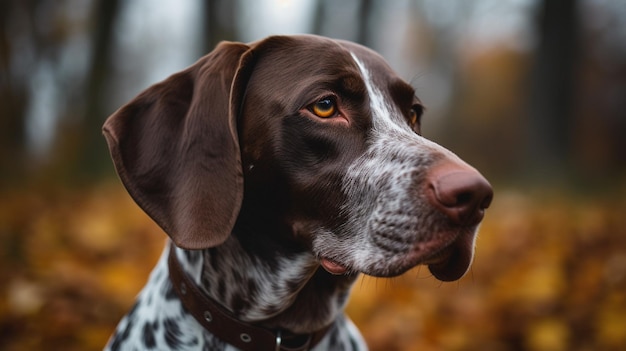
[104, 35, 492, 282]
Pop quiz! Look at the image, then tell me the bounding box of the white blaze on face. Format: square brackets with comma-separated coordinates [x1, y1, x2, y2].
[350, 53, 409, 135]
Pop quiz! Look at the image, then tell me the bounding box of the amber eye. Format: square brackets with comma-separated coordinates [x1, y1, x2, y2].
[409, 104, 423, 129]
[311, 97, 337, 118]
[409, 109, 418, 125]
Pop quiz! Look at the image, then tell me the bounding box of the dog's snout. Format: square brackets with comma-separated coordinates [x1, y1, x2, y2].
[427, 162, 493, 225]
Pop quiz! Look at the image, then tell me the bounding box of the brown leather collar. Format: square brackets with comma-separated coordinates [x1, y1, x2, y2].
[168, 245, 332, 351]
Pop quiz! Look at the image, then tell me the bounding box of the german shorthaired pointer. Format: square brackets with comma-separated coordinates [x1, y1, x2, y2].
[103, 35, 492, 351]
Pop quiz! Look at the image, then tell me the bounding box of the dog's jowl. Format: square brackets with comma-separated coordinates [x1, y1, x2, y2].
[103, 35, 493, 351]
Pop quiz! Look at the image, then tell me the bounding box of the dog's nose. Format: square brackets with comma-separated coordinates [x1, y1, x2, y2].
[427, 161, 493, 225]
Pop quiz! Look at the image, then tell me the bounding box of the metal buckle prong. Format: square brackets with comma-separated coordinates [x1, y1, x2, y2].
[275, 330, 282, 351]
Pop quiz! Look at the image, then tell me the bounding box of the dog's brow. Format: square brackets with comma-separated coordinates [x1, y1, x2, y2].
[390, 79, 417, 106]
[338, 74, 366, 99]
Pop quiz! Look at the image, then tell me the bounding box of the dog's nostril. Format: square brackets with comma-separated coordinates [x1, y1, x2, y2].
[428, 167, 493, 225]
[455, 191, 473, 206]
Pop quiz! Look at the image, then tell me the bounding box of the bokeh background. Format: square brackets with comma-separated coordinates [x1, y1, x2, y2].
[1, 0, 625, 350]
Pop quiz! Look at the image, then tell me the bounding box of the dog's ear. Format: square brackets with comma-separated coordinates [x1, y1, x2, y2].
[103, 41, 255, 249]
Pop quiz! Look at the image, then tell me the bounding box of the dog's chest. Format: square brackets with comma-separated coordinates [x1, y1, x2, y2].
[104, 246, 367, 350]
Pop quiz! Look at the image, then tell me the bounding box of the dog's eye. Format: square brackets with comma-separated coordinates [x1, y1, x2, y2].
[311, 97, 337, 118]
[409, 104, 423, 131]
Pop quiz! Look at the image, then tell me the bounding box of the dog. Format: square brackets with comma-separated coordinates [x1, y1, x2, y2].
[102, 34, 492, 351]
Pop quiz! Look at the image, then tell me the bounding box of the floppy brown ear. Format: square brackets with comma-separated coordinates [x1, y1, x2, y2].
[103, 41, 253, 249]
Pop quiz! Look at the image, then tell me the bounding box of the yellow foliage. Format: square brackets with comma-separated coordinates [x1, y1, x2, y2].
[525, 318, 569, 351]
[1, 184, 625, 350]
[596, 292, 626, 349]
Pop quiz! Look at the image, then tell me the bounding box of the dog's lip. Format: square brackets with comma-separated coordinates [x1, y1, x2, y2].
[425, 232, 475, 282]
[320, 258, 349, 275]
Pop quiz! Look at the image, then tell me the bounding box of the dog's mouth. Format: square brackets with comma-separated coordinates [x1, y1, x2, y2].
[319, 230, 476, 281]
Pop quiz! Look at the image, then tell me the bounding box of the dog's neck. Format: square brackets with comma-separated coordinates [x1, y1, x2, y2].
[176, 234, 358, 334]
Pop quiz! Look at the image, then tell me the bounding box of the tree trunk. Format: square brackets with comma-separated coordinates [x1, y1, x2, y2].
[0, 1, 29, 184]
[526, 0, 580, 177]
[202, 0, 238, 53]
[356, 0, 374, 47]
[78, 0, 121, 179]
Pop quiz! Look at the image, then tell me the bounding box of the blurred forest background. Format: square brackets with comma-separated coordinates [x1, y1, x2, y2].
[1, 0, 625, 350]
